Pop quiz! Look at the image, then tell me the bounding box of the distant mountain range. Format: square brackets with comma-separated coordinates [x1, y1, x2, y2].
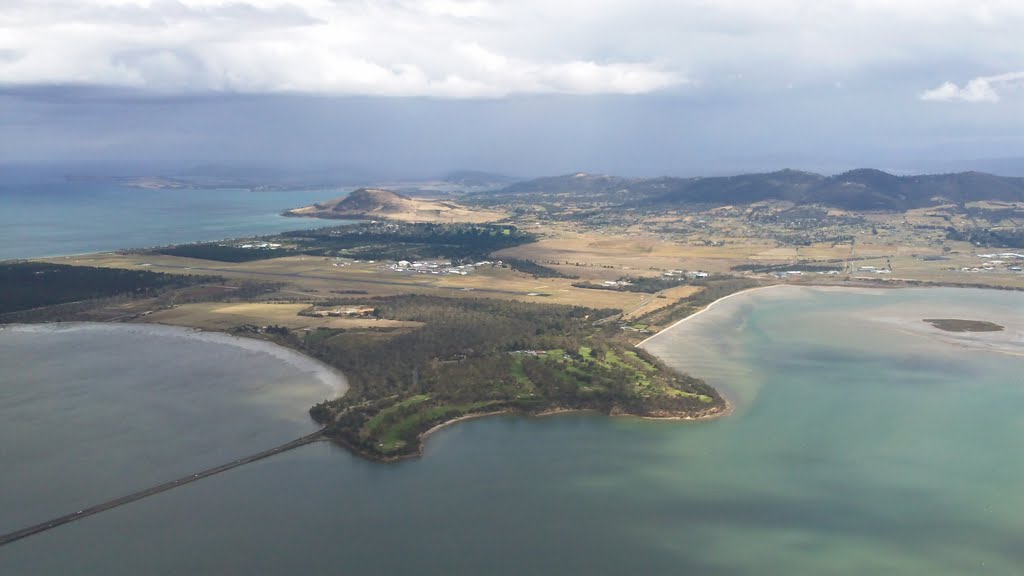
[482, 169, 1024, 211]
[441, 170, 520, 188]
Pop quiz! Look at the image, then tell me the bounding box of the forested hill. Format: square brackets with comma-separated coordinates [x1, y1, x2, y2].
[472, 169, 1024, 211]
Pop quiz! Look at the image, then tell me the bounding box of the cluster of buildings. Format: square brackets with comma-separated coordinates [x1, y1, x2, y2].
[307, 306, 375, 318]
[236, 242, 282, 250]
[662, 269, 709, 279]
[772, 270, 843, 278]
[957, 253, 1024, 274]
[384, 259, 501, 276]
[978, 253, 1024, 259]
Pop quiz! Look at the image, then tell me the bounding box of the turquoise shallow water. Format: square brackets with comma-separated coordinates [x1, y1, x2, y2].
[1, 287, 1022, 574]
[0, 183, 345, 260]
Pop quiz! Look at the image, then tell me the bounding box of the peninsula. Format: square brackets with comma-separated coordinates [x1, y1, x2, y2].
[4, 167, 1024, 461]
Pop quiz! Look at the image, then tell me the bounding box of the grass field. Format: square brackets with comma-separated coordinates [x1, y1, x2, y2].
[39, 204, 1024, 318]
[43, 253, 649, 309]
[622, 284, 704, 320]
[136, 302, 423, 331]
[495, 232, 787, 273]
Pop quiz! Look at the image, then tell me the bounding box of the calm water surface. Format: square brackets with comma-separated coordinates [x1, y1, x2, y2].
[0, 183, 345, 260]
[0, 323, 345, 534]
[1, 287, 1022, 575]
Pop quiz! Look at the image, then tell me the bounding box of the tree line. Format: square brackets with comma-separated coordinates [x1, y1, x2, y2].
[0, 262, 216, 316]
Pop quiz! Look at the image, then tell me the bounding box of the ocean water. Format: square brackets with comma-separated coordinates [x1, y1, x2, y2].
[0, 182, 345, 260]
[1, 287, 1022, 574]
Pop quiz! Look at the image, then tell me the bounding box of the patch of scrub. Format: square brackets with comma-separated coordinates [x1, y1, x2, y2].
[924, 318, 1004, 333]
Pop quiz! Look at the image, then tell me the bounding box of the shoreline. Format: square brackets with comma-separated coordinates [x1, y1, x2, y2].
[13, 280, 1019, 465]
[0, 321, 350, 401]
[2, 215, 349, 264]
[330, 403, 732, 464]
[419, 410, 513, 442]
[636, 284, 781, 348]
[636, 279, 1023, 350]
[335, 279, 1023, 462]
[417, 402, 731, 448]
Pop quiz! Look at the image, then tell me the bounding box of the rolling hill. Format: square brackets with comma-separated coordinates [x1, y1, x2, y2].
[475, 169, 1024, 211]
[284, 188, 505, 223]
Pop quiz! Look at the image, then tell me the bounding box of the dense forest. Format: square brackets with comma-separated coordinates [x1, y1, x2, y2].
[154, 244, 295, 262]
[283, 222, 536, 261]
[946, 227, 1024, 248]
[504, 258, 579, 279]
[153, 222, 538, 263]
[264, 295, 724, 460]
[573, 275, 690, 294]
[0, 262, 216, 315]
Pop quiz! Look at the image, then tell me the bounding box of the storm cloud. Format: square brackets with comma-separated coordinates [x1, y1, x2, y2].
[1, 1, 1022, 176]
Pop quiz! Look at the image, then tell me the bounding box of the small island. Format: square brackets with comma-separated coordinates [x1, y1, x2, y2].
[923, 318, 1005, 333]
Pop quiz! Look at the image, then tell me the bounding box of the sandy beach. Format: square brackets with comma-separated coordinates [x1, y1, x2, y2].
[636, 284, 781, 348]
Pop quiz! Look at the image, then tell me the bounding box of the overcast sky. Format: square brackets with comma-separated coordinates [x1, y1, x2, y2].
[2, 0, 1023, 178]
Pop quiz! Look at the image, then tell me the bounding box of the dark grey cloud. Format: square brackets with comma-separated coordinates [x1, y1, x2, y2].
[3, 83, 1022, 178]
[1, 1, 1022, 177]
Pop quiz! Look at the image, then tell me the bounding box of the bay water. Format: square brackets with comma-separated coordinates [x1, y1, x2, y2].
[1, 286, 1021, 574]
[0, 323, 345, 534]
[0, 182, 344, 260]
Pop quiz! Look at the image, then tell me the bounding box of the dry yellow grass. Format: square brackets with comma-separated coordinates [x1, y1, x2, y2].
[42, 211, 1024, 318]
[622, 285, 704, 320]
[286, 192, 507, 224]
[497, 232, 858, 274]
[137, 302, 423, 331]
[497, 235, 750, 273]
[834, 254, 1024, 289]
[45, 252, 646, 310]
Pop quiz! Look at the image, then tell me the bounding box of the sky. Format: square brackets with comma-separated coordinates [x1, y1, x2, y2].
[1, 0, 1023, 179]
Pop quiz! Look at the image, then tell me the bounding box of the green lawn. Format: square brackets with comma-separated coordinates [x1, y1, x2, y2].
[625, 350, 658, 372]
[363, 394, 432, 436]
[510, 357, 536, 393]
[377, 400, 503, 453]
